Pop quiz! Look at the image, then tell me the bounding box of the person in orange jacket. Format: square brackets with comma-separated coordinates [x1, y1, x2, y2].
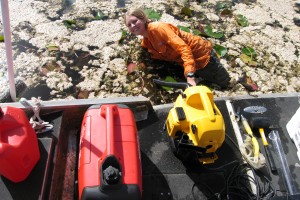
[124, 8, 230, 89]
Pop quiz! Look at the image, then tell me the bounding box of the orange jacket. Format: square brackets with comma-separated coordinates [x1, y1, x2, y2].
[141, 22, 212, 76]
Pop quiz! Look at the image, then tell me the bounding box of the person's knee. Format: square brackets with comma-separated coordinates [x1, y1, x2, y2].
[195, 60, 231, 89]
[217, 77, 230, 89]
[214, 67, 230, 89]
[210, 72, 230, 89]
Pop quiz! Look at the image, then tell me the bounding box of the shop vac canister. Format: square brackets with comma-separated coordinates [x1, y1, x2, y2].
[78, 104, 142, 200]
[0, 106, 40, 182]
[165, 85, 225, 164]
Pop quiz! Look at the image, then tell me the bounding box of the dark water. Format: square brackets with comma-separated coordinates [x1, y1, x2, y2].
[12, 40, 39, 58]
[116, 0, 132, 8]
[117, 0, 126, 8]
[20, 49, 98, 101]
[21, 82, 52, 101]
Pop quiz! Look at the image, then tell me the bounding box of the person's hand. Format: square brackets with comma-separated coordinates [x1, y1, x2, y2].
[187, 77, 196, 86]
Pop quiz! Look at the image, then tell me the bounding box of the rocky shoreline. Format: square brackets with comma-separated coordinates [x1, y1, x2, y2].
[0, 0, 299, 105]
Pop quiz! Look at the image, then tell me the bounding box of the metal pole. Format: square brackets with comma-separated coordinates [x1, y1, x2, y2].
[1, 0, 16, 102]
[269, 130, 299, 195]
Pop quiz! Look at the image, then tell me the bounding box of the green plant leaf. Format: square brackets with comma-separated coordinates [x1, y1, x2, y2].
[0, 35, 4, 42]
[46, 43, 59, 52]
[94, 10, 106, 20]
[248, 60, 257, 67]
[240, 53, 252, 63]
[240, 53, 257, 66]
[181, 7, 192, 17]
[242, 46, 256, 57]
[178, 25, 190, 33]
[236, 14, 249, 27]
[216, 2, 233, 17]
[192, 29, 201, 36]
[144, 9, 162, 21]
[213, 45, 227, 57]
[119, 30, 127, 43]
[219, 8, 233, 17]
[204, 25, 224, 39]
[216, 1, 232, 10]
[162, 76, 177, 91]
[196, 24, 208, 36]
[64, 20, 76, 25]
[63, 20, 76, 28]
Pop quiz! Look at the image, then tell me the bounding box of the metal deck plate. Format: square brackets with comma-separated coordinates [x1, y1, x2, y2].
[137, 101, 243, 200]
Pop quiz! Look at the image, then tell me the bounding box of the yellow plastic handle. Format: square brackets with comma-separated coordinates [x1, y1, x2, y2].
[259, 128, 269, 146]
[252, 137, 260, 158]
[241, 116, 253, 136]
[199, 88, 215, 121]
[241, 115, 260, 158]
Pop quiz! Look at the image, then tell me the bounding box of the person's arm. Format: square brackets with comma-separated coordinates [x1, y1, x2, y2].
[156, 24, 196, 77]
[187, 77, 196, 86]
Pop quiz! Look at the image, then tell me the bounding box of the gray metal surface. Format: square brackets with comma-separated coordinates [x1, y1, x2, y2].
[1, 93, 300, 199]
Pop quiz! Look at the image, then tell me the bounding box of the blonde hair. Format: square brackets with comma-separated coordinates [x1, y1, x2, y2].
[125, 8, 147, 20]
[124, 8, 151, 25]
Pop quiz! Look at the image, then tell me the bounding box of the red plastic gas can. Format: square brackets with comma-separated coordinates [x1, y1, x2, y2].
[0, 106, 40, 182]
[78, 104, 142, 200]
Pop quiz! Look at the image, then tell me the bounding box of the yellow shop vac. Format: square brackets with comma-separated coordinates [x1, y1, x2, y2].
[153, 79, 225, 164]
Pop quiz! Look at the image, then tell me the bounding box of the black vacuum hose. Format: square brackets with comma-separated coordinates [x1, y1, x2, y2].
[153, 79, 190, 90]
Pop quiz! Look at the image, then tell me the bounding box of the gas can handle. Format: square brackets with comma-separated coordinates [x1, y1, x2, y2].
[100, 105, 118, 156]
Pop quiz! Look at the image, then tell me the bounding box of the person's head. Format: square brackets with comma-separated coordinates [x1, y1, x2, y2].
[124, 8, 148, 36]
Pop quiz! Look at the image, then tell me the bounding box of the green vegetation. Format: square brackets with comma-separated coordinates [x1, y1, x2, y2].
[144, 8, 162, 21]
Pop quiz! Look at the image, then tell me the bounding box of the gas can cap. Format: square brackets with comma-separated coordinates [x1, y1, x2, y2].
[103, 166, 121, 184]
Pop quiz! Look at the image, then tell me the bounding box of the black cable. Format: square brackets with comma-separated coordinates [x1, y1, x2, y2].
[191, 161, 235, 200]
[225, 134, 276, 199]
[192, 181, 219, 200]
[192, 159, 257, 200]
[225, 134, 261, 199]
[191, 133, 276, 200]
[199, 160, 240, 172]
[225, 164, 257, 200]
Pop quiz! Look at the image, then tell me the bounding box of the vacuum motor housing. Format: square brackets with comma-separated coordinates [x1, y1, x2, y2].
[165, 86, 225, 164]
[78, 104, 142, 200]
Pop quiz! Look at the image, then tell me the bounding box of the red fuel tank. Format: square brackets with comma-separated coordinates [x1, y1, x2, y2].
[0, 106, 40, 182]
[78, 104, 142, 200]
